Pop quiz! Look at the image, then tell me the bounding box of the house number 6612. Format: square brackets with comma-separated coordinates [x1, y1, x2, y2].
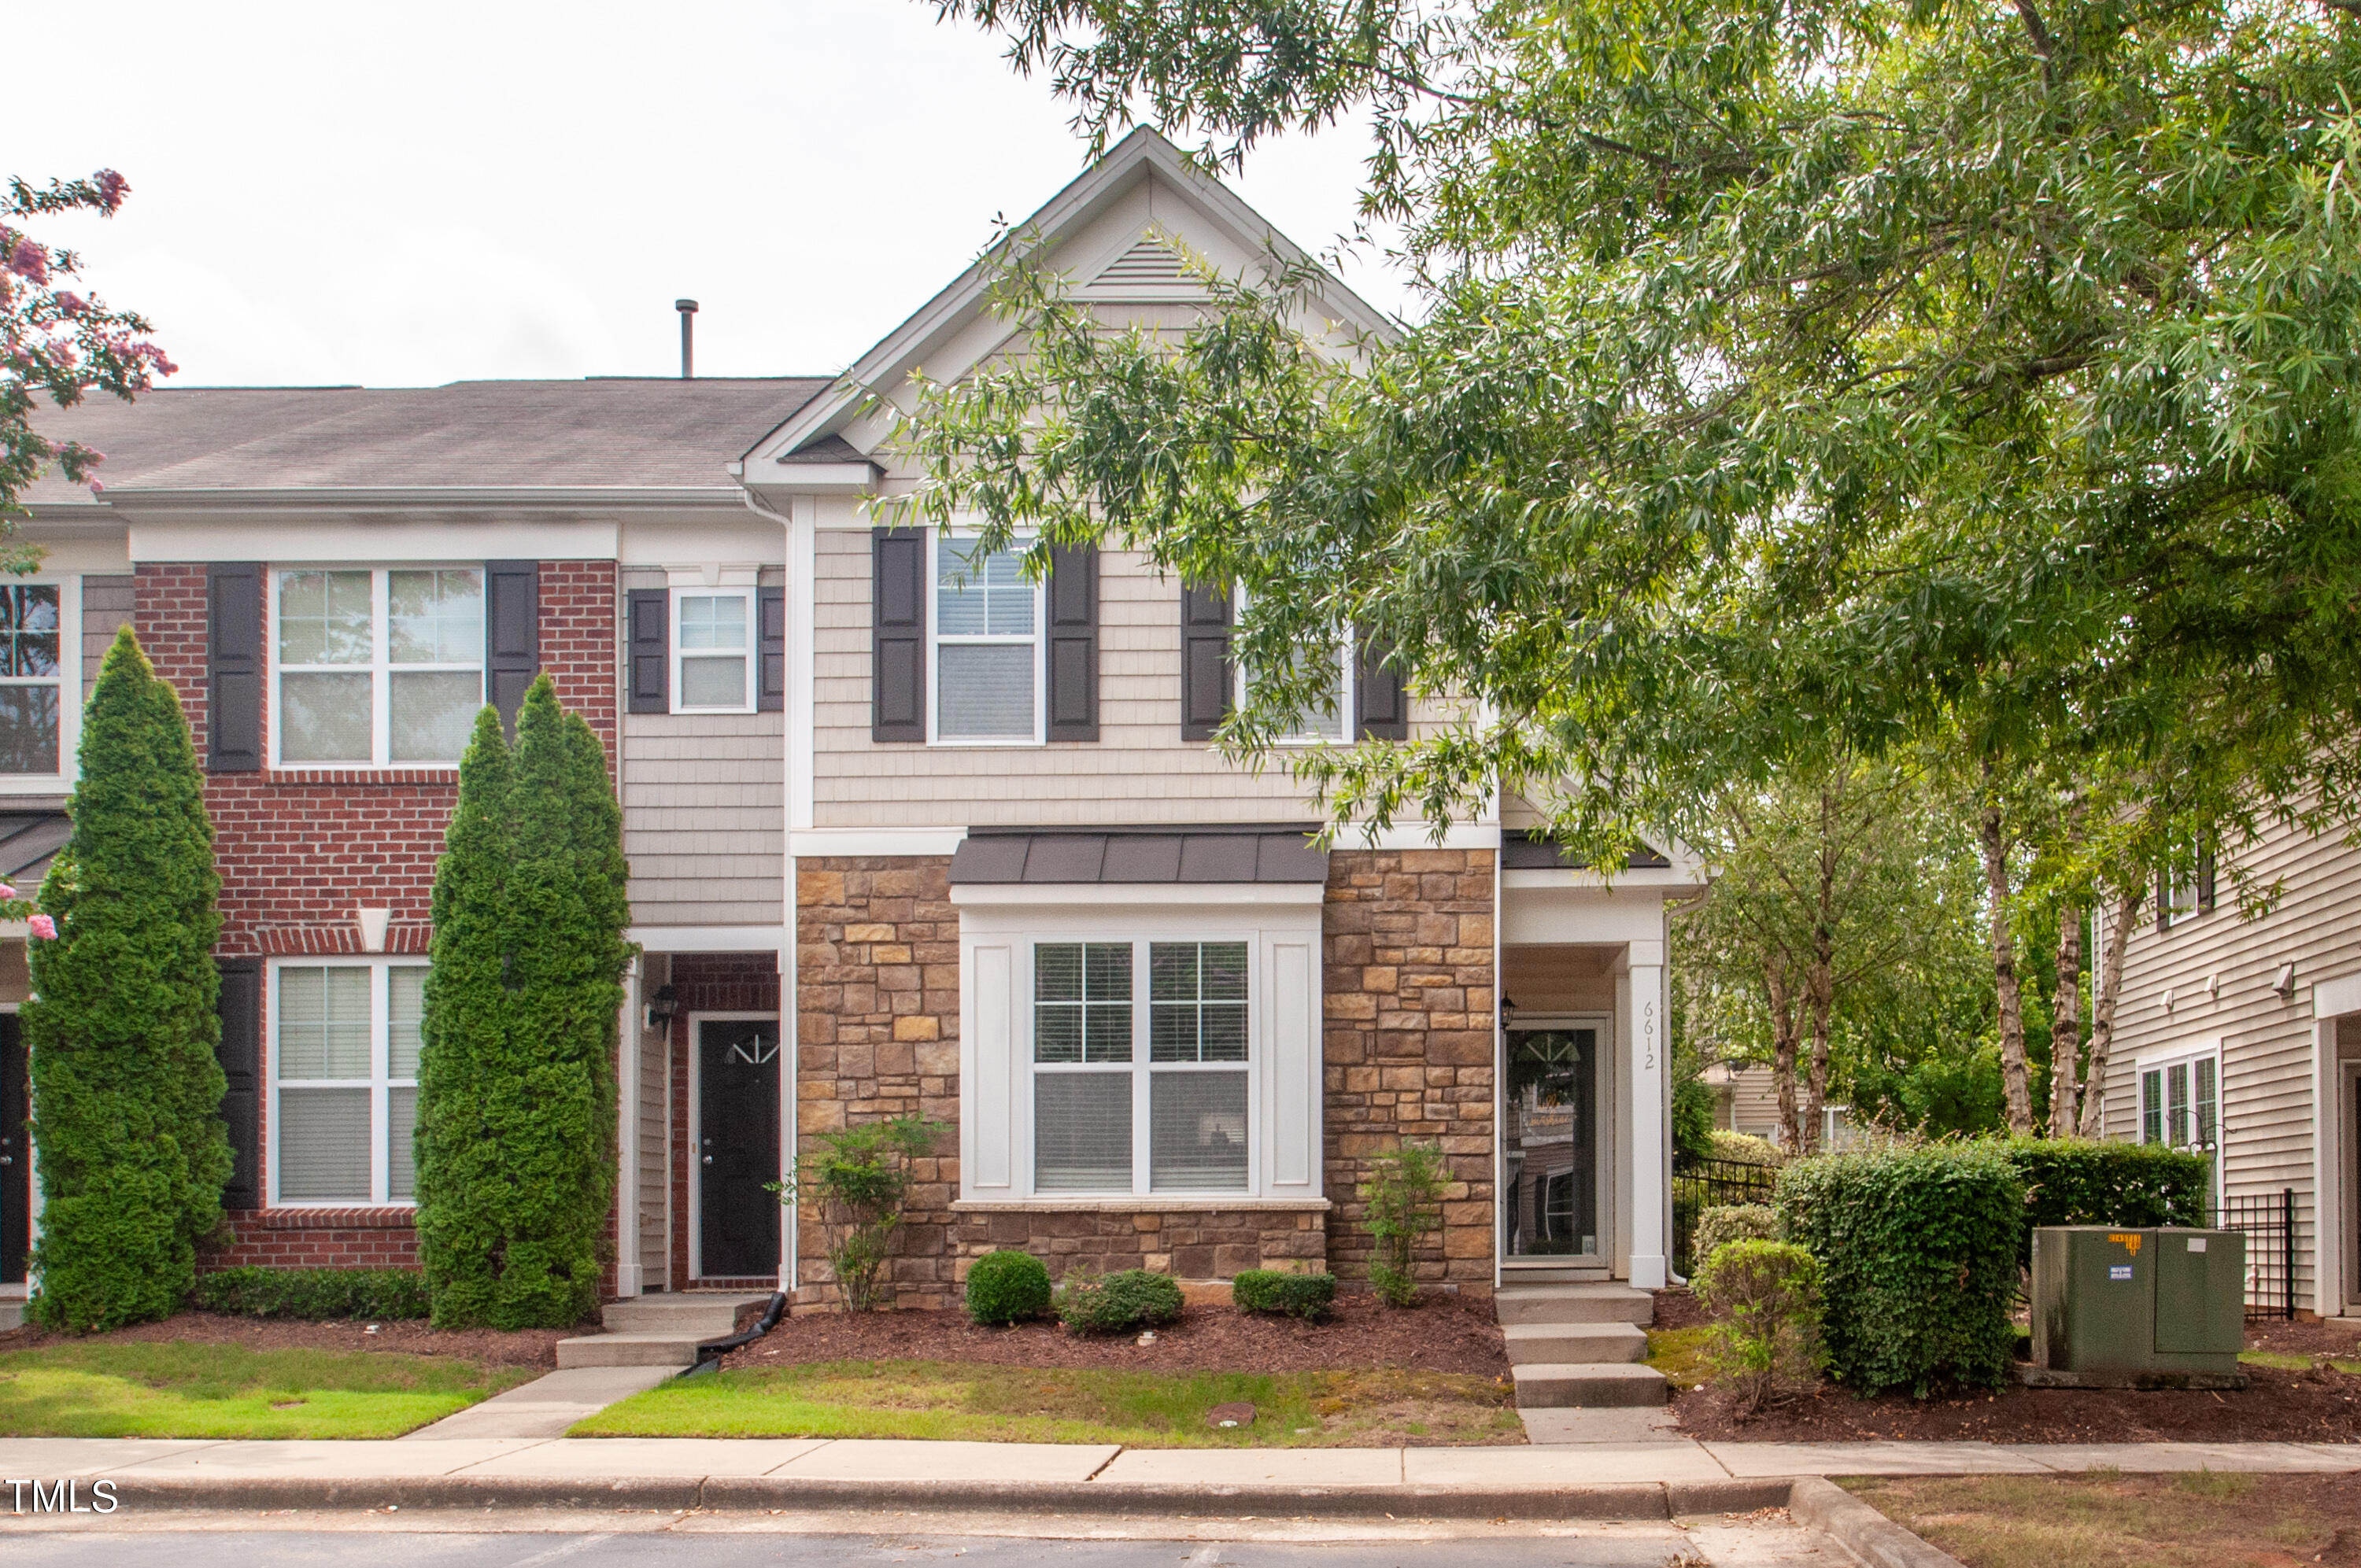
[1642, 999, 1657, 1072]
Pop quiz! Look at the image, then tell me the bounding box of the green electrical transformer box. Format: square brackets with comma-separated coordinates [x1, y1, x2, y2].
[2030, 1226, 2245, 1383]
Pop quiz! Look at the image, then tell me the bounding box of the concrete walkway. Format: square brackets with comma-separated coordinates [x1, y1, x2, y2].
[399, 1366, 677, 1439]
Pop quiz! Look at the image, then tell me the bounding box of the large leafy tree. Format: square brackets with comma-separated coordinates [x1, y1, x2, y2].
[907, 0, 2361, 866]
[415, 680, 630, 1329]
[24, 628, 227, 1330]
[4, 170, 173, 533]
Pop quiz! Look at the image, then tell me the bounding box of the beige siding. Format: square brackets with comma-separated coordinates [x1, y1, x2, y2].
[2109, 811, 2360, 1311]
[812, 533, 1448, 827]
[80, 574, 132, 699]
[623, 711, 785, 926]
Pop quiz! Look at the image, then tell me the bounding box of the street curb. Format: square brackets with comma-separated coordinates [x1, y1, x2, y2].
[1787, 1478, 1968, 1568]
[98, 1473, 1797, 1521]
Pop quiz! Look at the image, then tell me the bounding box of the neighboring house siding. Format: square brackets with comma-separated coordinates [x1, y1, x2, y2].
[2110, 810, 2361, 1312]
[623, 711, 785, 926]
[810, 529, 1432, 828]
[80, 574, 134, 699]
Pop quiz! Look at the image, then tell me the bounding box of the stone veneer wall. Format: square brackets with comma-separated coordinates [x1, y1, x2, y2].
[1322, 848, 1497, 1291]
[793, 857, 961, 1310]
[949, 1205, 1327, 1282]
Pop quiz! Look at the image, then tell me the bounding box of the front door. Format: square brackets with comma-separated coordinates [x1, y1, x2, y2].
[1, 1016, 27, 1284]
[1505, 1026, 1601, 1259]
[697, 1017, 780, 1280]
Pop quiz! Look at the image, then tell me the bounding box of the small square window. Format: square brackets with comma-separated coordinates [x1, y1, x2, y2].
[673, 590, 752, 712]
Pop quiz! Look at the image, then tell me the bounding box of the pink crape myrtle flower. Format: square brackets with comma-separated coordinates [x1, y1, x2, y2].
[93, 170, 127, 212]
[7, 239, 47, 286]
[0, 884, 18, 902]
[27, 913, 56, 940]
[53, 290, 87, 317]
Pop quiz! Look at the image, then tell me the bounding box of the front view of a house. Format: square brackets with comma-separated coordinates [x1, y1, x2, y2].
[0, 130, 1700, 1315]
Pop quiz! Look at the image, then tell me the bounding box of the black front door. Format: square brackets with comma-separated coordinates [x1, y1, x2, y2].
[2, 1015, 28, 1284]
[698, 1017, 780, 1279]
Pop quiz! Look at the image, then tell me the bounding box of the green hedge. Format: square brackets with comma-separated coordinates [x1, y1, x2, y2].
[1996, 1138, 2211, 1263]
[1776, 1142, 2023, 1395]
[1232, 1269, 1336, 1319]
[192, 1267, 431, 1320]
[1059, 1268, 1185, 1335]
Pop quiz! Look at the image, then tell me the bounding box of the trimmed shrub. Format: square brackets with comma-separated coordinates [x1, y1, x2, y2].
[1776, 1142, 2023, 1396]
[1361, 1143, 1449, 1307]
[1059, 1267, 1185, 1334]
[1694, 1204, 1779, 1269]
[966, 1250, 1053, 1326]
[1694, 1239, 1826, 1414]
[416, 681, 631, 1330]
[193, 1267, 430, 1321]
[1709, 1130, 1783, 1167]
[1232, 1269, 1336, 1319]
[781, 1116, 944, 1312]
[25, 627, 229, 1332]
[1997, 1137, 2211, 1264]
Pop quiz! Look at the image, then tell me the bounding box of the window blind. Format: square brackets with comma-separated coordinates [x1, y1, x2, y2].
[1034, 1073, 1132, 1191]
[278, 1087, 371, 1201]
[1150, 1070, 1249, 1191]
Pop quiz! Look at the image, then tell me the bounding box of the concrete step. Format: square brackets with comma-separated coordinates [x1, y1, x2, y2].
[1510, 1362, 1668, 1409]
[599, 1293, 770, 1337]
[1502, 1321, 1650, 1365]
[0, 1301, 22, 1332]
[1499, 1265, 1616, 1286]
[1494, 1283, 1655, 1328]
[556, 1332, 703, 1369]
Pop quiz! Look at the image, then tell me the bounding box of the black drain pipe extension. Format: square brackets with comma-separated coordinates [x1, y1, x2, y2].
[691, 1291, 787, 1371]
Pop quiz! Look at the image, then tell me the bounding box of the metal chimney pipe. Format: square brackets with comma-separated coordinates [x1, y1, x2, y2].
[675, 299, 699, 379]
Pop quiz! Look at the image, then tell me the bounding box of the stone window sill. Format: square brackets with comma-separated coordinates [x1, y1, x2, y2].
[951, 1197, 1330, 1214]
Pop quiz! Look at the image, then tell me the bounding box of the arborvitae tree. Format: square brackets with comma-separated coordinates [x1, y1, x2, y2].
[415, 678, 628, 1328]
[24, 625, 227, 1330]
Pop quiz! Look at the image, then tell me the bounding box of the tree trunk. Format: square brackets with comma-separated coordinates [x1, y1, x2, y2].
[2078, 885, 2140, 1138]
[1802, 961, 1834, 1157]
[2049, 902, 2083, 1136]
[1981, 775, 2034, 1133]
[1767, 957, 1804, 1153]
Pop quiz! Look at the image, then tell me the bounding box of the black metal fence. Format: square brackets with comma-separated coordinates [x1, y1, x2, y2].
[1671, 1157, 1781, 1277]
[2215, 1187, 2298, 1322]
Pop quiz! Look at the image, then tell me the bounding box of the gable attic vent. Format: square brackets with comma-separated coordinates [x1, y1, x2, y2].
[1085, 234, 1196, 292]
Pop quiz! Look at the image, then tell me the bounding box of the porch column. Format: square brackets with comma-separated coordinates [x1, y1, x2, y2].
[1626, 939, 1669, 1289]
[614, 955, 644, 1297]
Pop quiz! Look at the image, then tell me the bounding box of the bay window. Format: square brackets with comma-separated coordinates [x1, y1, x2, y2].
[270, 959, 424, 1205]
[933, 534, 1040, 742]
[0, 584, 65, 778]
[275, 568, 484, 766]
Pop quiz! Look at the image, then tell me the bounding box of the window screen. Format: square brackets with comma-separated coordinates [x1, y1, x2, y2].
[278, 568, 484, 765]
[278, 966, 371, 1079]
[2141, 1069, 2163, 1144]
[677, 592, 750, 709]
[936, 537, 1036, 740]
[1035, 942, 1132, 1062]
[2194, 1057, 2219, 1146]
[0, 585, 61, 774]
[2167, 1062, 2191, 1146]
[1151, 1069, 1249, 1191]
[278, 1087, 371, 1201]
[1034, 1072, 1132, 1191]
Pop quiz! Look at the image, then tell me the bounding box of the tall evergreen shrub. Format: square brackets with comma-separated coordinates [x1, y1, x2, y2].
[414, 677, 630, 1328]
[24, 626, 228, 1330]
[1997, 1137, 2211, 1264]
[1776, 1142, 2023, 1396]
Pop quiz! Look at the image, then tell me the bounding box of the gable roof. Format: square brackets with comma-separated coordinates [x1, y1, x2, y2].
[741, 126, 1398, 478]
[27, 377, 830, 507]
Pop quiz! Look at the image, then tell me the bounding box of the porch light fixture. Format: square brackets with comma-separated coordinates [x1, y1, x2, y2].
[1500, 995, 1518, 1030]
[644, 983, 678, 1035]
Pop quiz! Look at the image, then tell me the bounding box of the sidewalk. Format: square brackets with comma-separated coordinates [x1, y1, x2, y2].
[0, 1434, 2351, 1518]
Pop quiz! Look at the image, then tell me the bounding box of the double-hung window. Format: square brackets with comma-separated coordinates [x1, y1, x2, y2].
[933, 534, 1040, 742]
[275, 568, 484, 766]
[1232, 589, 1350, 743]
[1031, 939, 1251, 1194]
[2140, 1050, 2220, 1150]
[271, 960, 424, 1205]
[673, 587, 753, 712]
[0, 583, 66, 779]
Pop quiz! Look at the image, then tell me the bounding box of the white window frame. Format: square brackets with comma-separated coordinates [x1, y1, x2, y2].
[927, 529, 1044, 747]
[956, 894, 1326, 1205]
[669, 585, 756, 715]
[265, 956, 427, 1208]
[0, 574, 79, 794]
[1232, 588, 1352, 745]
[268, 566, 486, 769]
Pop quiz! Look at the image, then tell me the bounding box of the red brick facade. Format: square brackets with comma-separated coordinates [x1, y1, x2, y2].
[143, 559, 619, 1267]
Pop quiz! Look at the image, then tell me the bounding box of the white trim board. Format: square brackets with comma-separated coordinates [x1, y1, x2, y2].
[627, 925, 789, 954]
[950, 883, 1326, 909]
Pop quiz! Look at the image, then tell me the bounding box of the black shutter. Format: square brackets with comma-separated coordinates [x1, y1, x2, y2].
[483, 560, 540, 735]
[758, 585, 786, 712]
[2197, 843, 2217, 913]
[1045, 544, 1099, 742]
[1180, 582, 1234, 742]
[626, 589, 669, 714]
[2156, 867, 2172, 935]
[872, 527, 927, 743]
[205, 563, 263, 773]
[216, 956, 262, 1210]
[1354, 629, 1406, 740]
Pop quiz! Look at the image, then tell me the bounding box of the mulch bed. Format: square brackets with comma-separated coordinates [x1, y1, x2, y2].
[717, 1289, 1511, 1378]
[0, 1311, 576, 1372]
[1664, 1290, 2361, 1443]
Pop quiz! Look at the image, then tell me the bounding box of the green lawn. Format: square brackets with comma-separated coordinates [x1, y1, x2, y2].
[2237, 1348, 2361, 1374]
[1845, 1470, 2360, 1567]
[572, 1359, 1522, 1446]
[0, 1341, 535, 1438]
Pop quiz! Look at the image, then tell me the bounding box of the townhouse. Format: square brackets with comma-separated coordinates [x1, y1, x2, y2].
[3, 130, 1701, 1315]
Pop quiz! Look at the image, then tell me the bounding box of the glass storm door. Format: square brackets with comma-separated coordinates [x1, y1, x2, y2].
[697, 1018, 781, 1280]
[1505, 1028, 1599, 1259]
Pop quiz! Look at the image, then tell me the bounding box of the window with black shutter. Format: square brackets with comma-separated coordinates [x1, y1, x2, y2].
[483, 560, 539, 735]
[759, 585, 786, 712]
[626, 589, 668, 714]
[1180, 583, 1233, 742]
[872, 527, 927, 742]
[1046, 544, 1099, 741]
[216, 956, 262, 1210]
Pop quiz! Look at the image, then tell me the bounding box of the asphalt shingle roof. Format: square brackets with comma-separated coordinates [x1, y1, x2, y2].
[24, 377, 833, 503]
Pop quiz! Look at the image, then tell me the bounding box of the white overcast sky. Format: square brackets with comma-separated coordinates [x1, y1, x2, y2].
[13, 0, 1407, 389]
